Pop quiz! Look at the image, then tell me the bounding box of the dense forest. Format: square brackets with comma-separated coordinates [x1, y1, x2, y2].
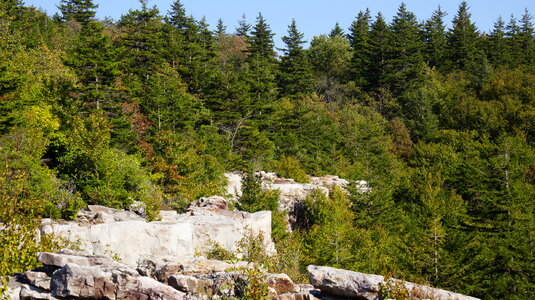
[1, 0, 534, 298]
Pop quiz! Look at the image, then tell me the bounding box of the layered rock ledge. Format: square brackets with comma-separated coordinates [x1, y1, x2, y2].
[40, 198, 275, 267]
[5, 252, 479, 300]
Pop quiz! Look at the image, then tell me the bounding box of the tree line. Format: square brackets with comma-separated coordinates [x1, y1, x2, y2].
[0, 0, 534, 298]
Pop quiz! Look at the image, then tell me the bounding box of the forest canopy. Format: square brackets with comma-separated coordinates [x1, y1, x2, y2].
[0, 0, 534, 298]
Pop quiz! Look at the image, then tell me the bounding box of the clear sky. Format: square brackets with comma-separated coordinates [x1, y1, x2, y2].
[24, 0, 534, 48]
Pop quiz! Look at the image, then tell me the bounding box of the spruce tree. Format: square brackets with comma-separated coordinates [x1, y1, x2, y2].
[422, 6, 447, 69]
[167, 0, 195, 34]
[366, 13, 389, 90]
[446, 1, 480, 70]
[216, 18, 226, 37]
[347, 9, 371, 86]
[248, 13, 276, 59]
[235, 14, 251, 37]
[65, 21, 119, 110]
[386, 3, 425, 96]
[119, 0, 164, 83]
[278, 19, 314, 97]
[329, 22, 345, 38]
[487, 17, 509, 66]
[517, 9, 535, 65]
[57, 0, 98, 25]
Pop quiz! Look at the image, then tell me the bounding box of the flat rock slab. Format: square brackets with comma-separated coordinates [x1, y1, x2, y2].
[308, 265, 480, 300]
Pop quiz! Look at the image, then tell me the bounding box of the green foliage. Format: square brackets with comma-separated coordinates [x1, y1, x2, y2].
[1, 2, 534, 298]
[149, 130, 226, 210]
[0, 164, 64, 282]
[271, 156, 310, 183]
[57, 0, 98, 25]
[303, 188, 355, 269]
[238, 172, 279, 213]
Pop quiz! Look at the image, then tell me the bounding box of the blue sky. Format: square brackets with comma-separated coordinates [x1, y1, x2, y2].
[24, 0, 534, 48]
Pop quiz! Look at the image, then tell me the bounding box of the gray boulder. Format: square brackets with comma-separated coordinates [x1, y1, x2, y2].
[307, 265, 480, 300]
[51, 262, 187, 300]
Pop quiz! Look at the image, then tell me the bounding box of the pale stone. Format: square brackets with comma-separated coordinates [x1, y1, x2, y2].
[51, 262, 187, 300]
[307, 265, 479, 300]
[41, 220, 194, 266]
[19, 285, 59, 300]
[187, 196, 228, 211]
[25, 271, 51, 290]
[224, 172, 243, 199]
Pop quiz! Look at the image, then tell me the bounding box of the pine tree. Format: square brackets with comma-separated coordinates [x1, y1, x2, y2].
[385, 3, 425, 96]
[447, 1, 480, 70]
[347, 9, 371, 86]
[278, 19, 314, 97]
[57, 0, 98, 25]
[329, 22, 344, 38]
[422, 6, 447, 69]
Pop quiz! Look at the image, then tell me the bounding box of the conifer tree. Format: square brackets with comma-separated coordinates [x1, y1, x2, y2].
[235, 14, 251, 37]
[215, 18, 226, 37]
[245, 13, 277, 102]
[447, 1, 480, 70]
[422, 6, 447, 69]
[385, 3, 426, 96]
[517, 9, 535, 65]
[278, 19, 314, 97]
[119, 0, 164, 83]
[167, 0, 194, 34]
[248, 13, 276, 59]
[487, 17, 509, 66]
[347, 9, 371, 86]
[329, 22, 345, 38]
[366, 13, 389, 90]
[57, 0, 98, 25]
[65, 21, 119, 110]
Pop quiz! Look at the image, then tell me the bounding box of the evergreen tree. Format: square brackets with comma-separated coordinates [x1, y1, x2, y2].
[235, 14, 251, 37]
[215, 18, 226, 37]
[447, 1, 480, 70]
[167, 0, 194, 34]
[505, 15, 520, 66]
[329, 22, 344, 38]
[422, 6, 447, 69]
[487, 16, 509, 66]
[119, 0, 165, 83]
[248, 13, 276, 59]
[57, 0, 98, 25]
[245, 13, 277, 102]
[366, 13, 389, 90]
[278, 19, 314, 97]
[165, 1, 217, 95]
[517, 9, 535, 65]
[65, 21, 119, 110]
[347, 9, 371, 86]
[385, 3, 426, 96]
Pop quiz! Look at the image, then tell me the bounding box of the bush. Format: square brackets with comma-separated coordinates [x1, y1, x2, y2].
[272, 155, 310, 183]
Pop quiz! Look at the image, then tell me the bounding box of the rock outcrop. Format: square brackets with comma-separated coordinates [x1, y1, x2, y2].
[6, 251, 308, 300]
[225, 171, 370, 229]
[5, 252, 479, 300]
[307, 265, 479, 300]
[41, 201, 275, 266]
